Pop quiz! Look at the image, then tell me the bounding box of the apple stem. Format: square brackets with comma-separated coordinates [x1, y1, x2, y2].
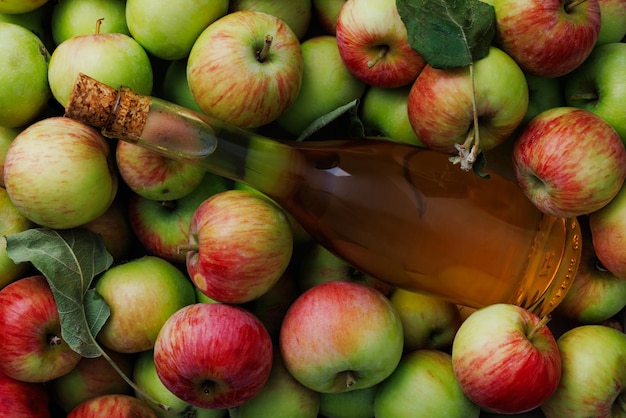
[95, 18, 104, 35]
[48, 335, 63, 347]
[177, 243, 199, 254]
[256, 35, 273, 63]
[367, 46, 389, 69]
[564, 0, 590, 13]
[569, 92, 599, 101]
[527, 314, 552, 340]
[449, 62, 480, 171]
[345, 371, 356, 388]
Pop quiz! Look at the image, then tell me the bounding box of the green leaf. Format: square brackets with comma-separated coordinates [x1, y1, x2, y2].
[296, 99, 360, 142]
[5, 227, 113, 358]
[396, 0, 496, 69]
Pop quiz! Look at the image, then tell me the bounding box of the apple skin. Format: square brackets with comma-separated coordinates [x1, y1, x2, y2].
[318, 385, 378, 418]
[596, 0, 626, 45]
[492, 0, 601, 78]
[3, 117, 118, 229]
[153, 303, 274, 410]
[50, 0, 130, 45]
[522, 72, 565, 126]
[451, 303, 562, 414]
[187, 11, 304, 129]
[0, 22, 50, 128]
[541, 324, 626, 418]
[125, 0, 228, 61]
[67, 394, 158, 418]
[374, 349, 480, 418]
[229, 0, 312, 40]
[82, 197, 134, 264]
[312, 0, 347, 34]
[0, 0, 48, 14]
[513, 107, 626, 218]
[95, 255, 197, 353]
[0, 275, 82, 383]
[407, 46, 528, 154]
[279, 280, 404, 393]
[564, 42, 626, 143]
[0, 371, 50, 418]
[335, 0, 425, 88]
[0, 187, 34, 289]
[185, 190, 293, 304]
[160, 58, 203, 113]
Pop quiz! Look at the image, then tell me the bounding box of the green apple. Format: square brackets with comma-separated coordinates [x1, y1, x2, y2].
[161, 59, 203, 113]
[312, 0, 347, 34]
[564, 42, 626, 143]
[0, 187, 33, 290]
[541, 324, 626, 418]
[126, 0, 228, 60]
[3, 117, 118, 229]
[277, 35, 367, 136]
[374, 349, 480, 418]
[229, 0, 312, 40]
[523, 72, 565, 125]
[0, 22, 50, 128]
[0, 3, 54, 50]
[0, 0, 48, 14]
[0, 126, 19, 187]
[596, 0, 626, 45]
[95, 255, 196, 353]
[50, 0, 130, 45]
[389, 288, 462, 352]
[360, 85, 425, 146]
[318, 385, 378, 418]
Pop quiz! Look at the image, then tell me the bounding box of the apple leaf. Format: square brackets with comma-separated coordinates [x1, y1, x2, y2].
[296, 99, 360, 142]
[396, 0, 495, 69]
[5, 227, 113, 358]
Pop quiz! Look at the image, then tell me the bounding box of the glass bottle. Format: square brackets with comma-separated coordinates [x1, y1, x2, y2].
[65, 74, 581, 317]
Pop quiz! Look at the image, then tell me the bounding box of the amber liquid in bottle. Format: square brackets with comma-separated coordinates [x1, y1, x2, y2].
[65, 75, 581, 317]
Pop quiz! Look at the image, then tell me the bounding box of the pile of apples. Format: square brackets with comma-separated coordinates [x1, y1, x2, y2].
[0, 0, 625, 417]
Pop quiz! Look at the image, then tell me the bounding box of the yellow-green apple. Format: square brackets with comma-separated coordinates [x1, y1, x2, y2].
[564, 42, 626, 143]
[229, 0, 312, 40]
[3, 117, 118, 229]
[407, 46, 528, 156]
[0, 371, 50, 418]
[82, 197, 134, 263]
[95, 255, 196, 353]
[0, 22, 50, 128]
[375, 349, 480, 418]
[125, 0, 228, 61]
[153, 303, 274, 409]
[312, 0, 347, 34]
[318, 385, 378, 418]
[160, 59, 203, 113]
[335, 0, 425, 88]
[277, 35, 366, 136]
[47, 349, 135, 414]
[0, 3, 53, 52]
[596, 0, 626, 45]
[541, 324, 626, 418]
[522, 72, 565, 125]
[0, 126, 19, 182]
[133, 350, 226, 418]
[389, 288, 462, 352]
[492, 0, 601, 78]
[279, 280, 404, 393]
[360, 85, 425, 146]
[0, 0, 47, 14]
[590, 178, 626, 279]
[128, 173, 229, 265]
[0, 187, 33, 289]
[50, 0, 129, 45]
[513, 107, 626, 217]
[228, 350, 320, 418]
[185, 190, 293, 304]
[0, 275, 82, 383]
[67, 394, 158, 418]
[116, 140, 207, 201]
[187, 11, 303, 129]
[47, 30, 153, 108]
[451, 303, 562, 414]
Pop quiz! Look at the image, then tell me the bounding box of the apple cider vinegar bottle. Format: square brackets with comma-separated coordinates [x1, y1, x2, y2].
[65, 74, 581, 317]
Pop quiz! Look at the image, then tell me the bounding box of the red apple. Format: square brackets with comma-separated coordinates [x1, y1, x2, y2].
[81, 197, 134, 263]
[67, 394, 158, 418]
[0, 371, 50, 418]
[153, 303, 273, 410]
[513, 107, 626, 217]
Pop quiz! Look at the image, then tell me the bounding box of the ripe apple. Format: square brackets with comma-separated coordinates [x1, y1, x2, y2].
[160, 58, 203, 113]
[128, 172, 229, 265]
[82, 197, 134, 263]
[50, 0, 130, 45]
[3, 117, 118, 229]
[47, 30, 153, 108]
[451, 303, 562, 414]
[0, 126, 19, 182]
[279, 280, 404, 393]
[277, 35, 366, 136]
[335, 0, 426, 88]
[541, 324, 626, 418]
[67, 394, 158, 418]
[0, 371, 50, 418]
[374, 349, 480, 418]
[0, 275, 82, 383]
[185, 190, 293, 304]
[318, 385, 378, 418]
[153, 303, 274, 410]
[312, 0, 347, 34]
[596, 0, 626, 45]
[513, 107, 626, 217]
[125, 0, 228, 60]
[0, 22, 50, 128]
[95, 255, 196, 353]
[523, 72, 565, 125]
[407, 46, 528, 155]
[564, 42, 626, 143]
[229, 0, 312, 40]
[0, 187, 33, 289]
[187, 10, 304, 129]
[388, 288, 462, 352]
[492, 0, 601, 78]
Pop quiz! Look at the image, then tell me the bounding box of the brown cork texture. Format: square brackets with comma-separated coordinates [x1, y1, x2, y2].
[64, 73, 117, 129]
[103, 86, 150, 143]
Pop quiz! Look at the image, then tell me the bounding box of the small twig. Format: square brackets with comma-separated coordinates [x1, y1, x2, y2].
[256, 35, 273, 62]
